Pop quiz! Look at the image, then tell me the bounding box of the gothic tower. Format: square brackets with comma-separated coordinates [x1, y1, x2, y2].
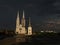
[28, 18, 32, 35]
[21, 11, 25, 27]
[21, 10, 26, 34]
[15, 11, 20, 34]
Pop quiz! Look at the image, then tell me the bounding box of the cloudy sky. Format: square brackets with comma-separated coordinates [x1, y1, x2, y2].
[0, 0, 59, 32]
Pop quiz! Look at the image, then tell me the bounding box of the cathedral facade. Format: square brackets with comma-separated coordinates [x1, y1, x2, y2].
[15, 11, 32, 35]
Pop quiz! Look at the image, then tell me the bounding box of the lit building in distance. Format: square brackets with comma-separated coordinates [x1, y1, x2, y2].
[15, 10, 32, 35]
[28, 18, 32, 35]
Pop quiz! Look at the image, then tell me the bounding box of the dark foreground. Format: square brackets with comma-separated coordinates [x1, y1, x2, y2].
[0, 32, 60, 45]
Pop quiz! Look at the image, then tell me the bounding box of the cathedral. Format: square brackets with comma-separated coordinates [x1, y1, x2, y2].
[15, 10, 32, 35]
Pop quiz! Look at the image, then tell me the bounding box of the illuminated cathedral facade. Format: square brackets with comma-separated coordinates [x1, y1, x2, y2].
[15, 11, 32, 35]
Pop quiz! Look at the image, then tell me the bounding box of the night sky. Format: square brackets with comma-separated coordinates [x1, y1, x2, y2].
[0, 0, 59, 32]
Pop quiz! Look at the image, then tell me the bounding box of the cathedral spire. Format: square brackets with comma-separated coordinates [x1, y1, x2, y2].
[23, 10, 25, 18]
[16, 11, 20, 27]
[17, 11, 19, 18]
[29, 17, 31, 27]
[16, 11, 20, 24]
[21, 10, 25, 27]
[15, 11, 20, 34]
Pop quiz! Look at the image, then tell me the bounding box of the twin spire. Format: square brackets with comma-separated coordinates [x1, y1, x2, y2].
[17, 10, 25, 19]
[17, 10, 31, 26]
